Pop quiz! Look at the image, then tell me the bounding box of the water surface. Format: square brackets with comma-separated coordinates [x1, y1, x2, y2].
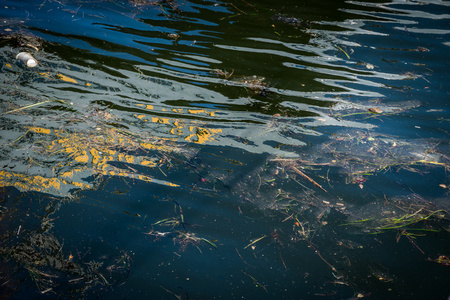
[0, 0, 449, 299]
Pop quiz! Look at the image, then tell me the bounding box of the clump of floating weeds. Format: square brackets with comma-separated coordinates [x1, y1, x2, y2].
[146, 226, 217, 253]
[174, 231, 217, 253]
[271, 131, 449, 188]
[211, 69, 269, 95]
[337, 196, 449, 256]
[145, 199, 217, 253]
[227, 127, 450, 287]
[268, 131, 450, 235]
[341, 196, 449, 234]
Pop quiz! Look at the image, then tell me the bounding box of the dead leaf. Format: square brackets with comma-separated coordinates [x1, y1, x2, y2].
[368, 107, 383, 113]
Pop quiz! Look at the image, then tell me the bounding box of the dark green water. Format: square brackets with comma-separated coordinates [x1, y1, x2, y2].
[1, 0, 449, 299]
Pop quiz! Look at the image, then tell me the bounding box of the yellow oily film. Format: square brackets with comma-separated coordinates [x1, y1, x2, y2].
[0, 124, 186, 195]
[133, 103, 222, 144]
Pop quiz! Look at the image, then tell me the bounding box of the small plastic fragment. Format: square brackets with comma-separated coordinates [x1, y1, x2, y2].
[16, 52, 38, 67]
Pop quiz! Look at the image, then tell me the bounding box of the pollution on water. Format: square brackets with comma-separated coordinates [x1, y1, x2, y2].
[0, 0, 449, 299]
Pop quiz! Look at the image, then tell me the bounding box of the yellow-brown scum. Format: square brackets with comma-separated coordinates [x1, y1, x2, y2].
[0, 124, 188, 195]
[133, 102, 222, 144]
[0, 74, 224, 196]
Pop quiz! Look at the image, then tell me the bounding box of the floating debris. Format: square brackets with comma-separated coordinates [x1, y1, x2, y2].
[234, 75, 269, 95]
[167, 33, 180, 40]
[244, 235, 267, 249]
[16, 51, 37, 67]
[416, 46, 429, 52]
[428, 255, 450, 266]
[368, 107, 383, 114]
[211, 68, 234, 79]
[272, 14, 310, 28]
[0, 28, 44, 51]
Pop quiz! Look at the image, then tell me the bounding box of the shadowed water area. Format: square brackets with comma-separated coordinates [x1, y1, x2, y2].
[0, 0, 449, 299]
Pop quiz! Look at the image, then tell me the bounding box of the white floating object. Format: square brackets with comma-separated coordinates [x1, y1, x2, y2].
[16, 52, 38, 67]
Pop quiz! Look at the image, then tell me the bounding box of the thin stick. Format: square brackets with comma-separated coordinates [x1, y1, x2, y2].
[282, 213, 294, 222]
[242, 271, 268, 293]
[314, 249, 337, 272]
[279, 251, 287, 269]
[1, 99, 64, 116]
[160, 286, 182, 300]
[256, 172, 262, 192]
[334, 45, 350, 59]
[289, 166, 327, 192]
[306, 240, 337, 272]
[236, 248, 255, 268]
[244, 235, 266, 249]
[230, 3, 247, 14]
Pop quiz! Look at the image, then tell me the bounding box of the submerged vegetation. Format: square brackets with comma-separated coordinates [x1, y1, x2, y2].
[0, 189, 133, 297]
